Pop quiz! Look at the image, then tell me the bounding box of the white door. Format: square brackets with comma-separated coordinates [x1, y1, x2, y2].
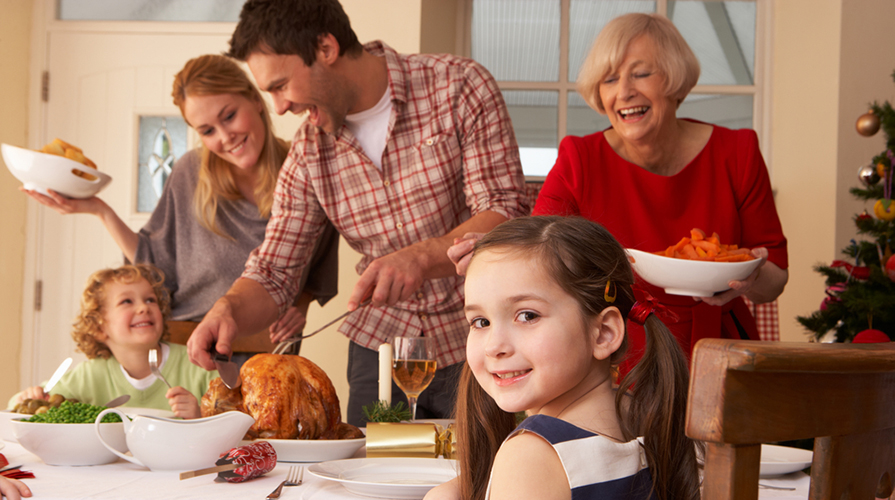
[24, 26, 232, 384]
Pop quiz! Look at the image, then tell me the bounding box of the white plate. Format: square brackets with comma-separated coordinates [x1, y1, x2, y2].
[0, 440, 5, 451]
[308, 457, 459, 499]
[2, 143, 112, 199]
[244, 437, 366, 463]
[760, 444, 813, 477]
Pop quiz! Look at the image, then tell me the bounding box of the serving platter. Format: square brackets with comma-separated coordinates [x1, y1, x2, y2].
[243, 437, 365, 463]
[307, 457, 458, 499]
[760, 444, 813, 477]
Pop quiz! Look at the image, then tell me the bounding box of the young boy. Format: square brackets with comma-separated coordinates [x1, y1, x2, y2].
[13, 264, 217, 418]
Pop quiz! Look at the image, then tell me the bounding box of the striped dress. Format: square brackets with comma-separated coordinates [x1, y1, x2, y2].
[486, 414, 655, 500]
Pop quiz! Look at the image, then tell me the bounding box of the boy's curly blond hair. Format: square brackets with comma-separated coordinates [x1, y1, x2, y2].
[73, 264, 172, 359]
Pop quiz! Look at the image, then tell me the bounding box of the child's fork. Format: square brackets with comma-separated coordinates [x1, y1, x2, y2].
[148, 348, 172, 388]
[266, 466, 304, 499]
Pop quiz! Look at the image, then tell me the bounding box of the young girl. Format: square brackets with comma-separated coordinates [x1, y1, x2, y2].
[13, 264, 217, 419]
[428, 216, 700, 500]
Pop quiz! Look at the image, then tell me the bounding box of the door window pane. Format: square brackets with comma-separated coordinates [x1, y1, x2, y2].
[58, 0, 245, 22]
[669, 0, 756, 85]
[677, 93, 753, 130]
[569, 0, 655, 82]
[137, 116, 188, 213]
[472, 0, 560, 82]
[504, 90, 559, 177]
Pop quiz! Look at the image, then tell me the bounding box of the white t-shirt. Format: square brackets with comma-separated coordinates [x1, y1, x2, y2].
[344, 87, 393, 170]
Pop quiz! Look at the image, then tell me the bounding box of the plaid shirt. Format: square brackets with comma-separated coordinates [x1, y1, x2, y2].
[243, 41, 530, 367]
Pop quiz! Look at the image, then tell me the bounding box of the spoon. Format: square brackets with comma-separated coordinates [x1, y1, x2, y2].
[103, 394, 130, 408]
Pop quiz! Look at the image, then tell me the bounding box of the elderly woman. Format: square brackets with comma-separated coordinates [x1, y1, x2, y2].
[531, 13, 788, 371]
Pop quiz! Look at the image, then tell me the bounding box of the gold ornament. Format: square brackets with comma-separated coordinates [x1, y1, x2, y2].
[874, 199, 895, 221]
[856, 110, 881, 136]
[878, 161, 890, 178]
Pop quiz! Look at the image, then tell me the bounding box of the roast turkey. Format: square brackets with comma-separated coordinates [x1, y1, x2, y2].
[201, 353, 363, 440]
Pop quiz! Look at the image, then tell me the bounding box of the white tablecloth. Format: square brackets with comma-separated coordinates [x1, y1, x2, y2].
[1, 441, 810, 499]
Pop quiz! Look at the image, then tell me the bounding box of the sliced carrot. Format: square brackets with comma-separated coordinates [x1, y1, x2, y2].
[652, 228, 755, 262]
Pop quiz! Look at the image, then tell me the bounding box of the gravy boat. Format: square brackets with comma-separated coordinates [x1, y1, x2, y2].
[94, 409, 254, 471]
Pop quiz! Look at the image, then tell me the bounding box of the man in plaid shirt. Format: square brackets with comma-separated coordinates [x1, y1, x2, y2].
[187, 0, 530, 425]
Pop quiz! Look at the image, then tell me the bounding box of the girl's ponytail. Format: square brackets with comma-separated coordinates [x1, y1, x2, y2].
[616, 313, 701, 500]
[455, 364, 517, 500]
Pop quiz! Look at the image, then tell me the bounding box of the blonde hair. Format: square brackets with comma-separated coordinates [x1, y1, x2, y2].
[577, 13, 700, 114]
[171, 54, 289, 237]
[73, 264, 171, 360]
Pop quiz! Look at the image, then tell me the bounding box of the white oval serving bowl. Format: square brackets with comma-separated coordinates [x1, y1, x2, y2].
[13, 418, 127, 466]
[626, 248, 762, 297]
[2, 143, 111, 199]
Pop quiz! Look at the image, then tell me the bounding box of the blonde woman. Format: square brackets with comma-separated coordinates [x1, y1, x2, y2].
[533, 13, 787, 376]
[22, 55, 338, 362]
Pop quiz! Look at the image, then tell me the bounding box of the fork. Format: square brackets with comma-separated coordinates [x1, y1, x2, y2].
[148, 348, 172, 388]
[266, 466, 304, 499]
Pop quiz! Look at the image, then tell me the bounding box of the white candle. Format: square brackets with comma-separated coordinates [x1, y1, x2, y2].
[378, 342, 393, 405]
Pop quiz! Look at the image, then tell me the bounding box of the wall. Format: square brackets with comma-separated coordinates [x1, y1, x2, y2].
[0, 0, 31, 405]
[770, 0, 842, 341]
[835, 2, 895, 259]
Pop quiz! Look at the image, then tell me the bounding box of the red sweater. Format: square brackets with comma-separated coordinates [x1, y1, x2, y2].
[534, 124, 787, 369]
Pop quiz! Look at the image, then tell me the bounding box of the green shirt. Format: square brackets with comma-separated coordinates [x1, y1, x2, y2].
[50, 343, 218, 410]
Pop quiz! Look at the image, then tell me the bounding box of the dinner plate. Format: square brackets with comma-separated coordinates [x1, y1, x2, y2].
[308, 457, 459, 499]
[760, 444, 813, 477]
[244, 437, 365, 463]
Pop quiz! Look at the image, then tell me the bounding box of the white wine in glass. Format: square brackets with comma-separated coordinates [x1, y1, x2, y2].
[392, 336, 437, 421]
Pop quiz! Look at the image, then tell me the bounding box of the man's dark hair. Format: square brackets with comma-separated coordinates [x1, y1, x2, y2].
[228, 0, 362, 65]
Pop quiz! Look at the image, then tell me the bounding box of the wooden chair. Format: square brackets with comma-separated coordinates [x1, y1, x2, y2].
[686, 338, 895, 500]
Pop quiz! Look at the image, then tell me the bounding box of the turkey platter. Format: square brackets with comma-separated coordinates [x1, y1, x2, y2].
[201, 353, 363, 440]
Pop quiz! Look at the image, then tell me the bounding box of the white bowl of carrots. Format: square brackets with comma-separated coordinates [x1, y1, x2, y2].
[626, 229, 762, 297]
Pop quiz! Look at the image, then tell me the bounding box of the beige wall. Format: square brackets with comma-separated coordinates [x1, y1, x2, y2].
[0, 1, 31, 405]
[772, 0, 895, 341]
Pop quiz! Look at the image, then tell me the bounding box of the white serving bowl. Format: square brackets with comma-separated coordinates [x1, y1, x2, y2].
[13, 419, 127, 466]
[2, 143, 111, 199]
[0, 410, 21, 442]
[257, 437, 366, 463]
[626, 248, 762, 297]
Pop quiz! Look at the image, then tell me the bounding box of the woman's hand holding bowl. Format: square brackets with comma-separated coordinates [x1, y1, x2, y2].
[695, 247, 768, 306]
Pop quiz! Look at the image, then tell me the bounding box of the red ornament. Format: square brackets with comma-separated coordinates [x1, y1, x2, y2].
[886, 254, 895, 282]
[853, 329, 891, 343]
[856, 210, 873, 222]
[830, 260, 871, 280]
[819, 282, 847, 311]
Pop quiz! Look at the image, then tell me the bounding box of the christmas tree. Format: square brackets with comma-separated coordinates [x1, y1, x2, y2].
[796, 72, 895, 342]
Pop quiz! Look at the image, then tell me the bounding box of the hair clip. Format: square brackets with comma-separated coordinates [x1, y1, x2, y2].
[604, 279, 617, 303]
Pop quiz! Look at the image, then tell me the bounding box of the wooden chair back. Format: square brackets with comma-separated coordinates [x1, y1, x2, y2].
[686, 338, 895, 500]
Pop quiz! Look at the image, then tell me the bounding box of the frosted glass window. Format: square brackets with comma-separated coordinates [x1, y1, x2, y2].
[58, 0, 246, 22]
[567, 91, 611, 139]
[137, 116, 188, 213]
[677, 94, 753, 130]
[472, 0, 560, 82]
[569, 0, 655, 82]
[503, 90, 559, 177]
[669, 0, 756, 85]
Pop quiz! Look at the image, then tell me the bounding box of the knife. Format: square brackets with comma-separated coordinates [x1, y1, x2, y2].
[44, 357, 73, 394]
[211, 352, 241, 390]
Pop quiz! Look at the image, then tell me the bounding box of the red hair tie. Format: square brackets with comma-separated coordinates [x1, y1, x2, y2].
[629, 286, 678, 325]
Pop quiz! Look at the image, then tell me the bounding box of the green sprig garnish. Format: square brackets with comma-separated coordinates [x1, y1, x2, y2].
[362, 400, 412, 423]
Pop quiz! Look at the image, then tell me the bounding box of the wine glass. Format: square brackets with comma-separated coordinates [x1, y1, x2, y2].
[392, 336, 437, 421]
